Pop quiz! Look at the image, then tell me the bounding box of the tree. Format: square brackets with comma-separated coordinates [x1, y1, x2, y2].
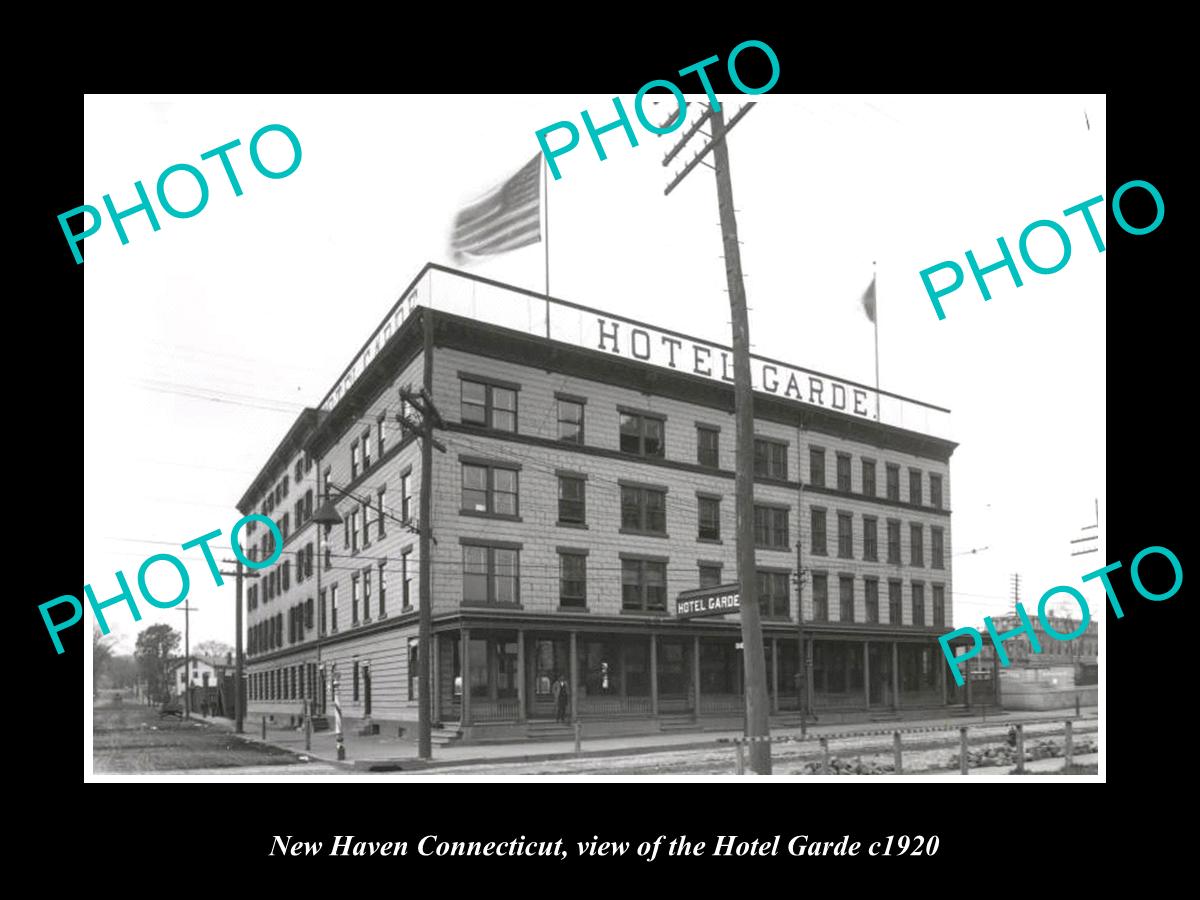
[107, 655, 139, 690]
[194, 639, 234, 662]
[93, 626, 114, 698]
[135, 624, 181, 703]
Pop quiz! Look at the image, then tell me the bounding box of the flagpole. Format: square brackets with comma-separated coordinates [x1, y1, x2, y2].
[873, 261, 880, 421]
[543, 158, 550, 340]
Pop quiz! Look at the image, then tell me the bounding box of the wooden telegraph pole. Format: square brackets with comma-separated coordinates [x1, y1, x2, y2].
[220, 558, 260, 734]
[398, 319, 446, 760]
[664, 100, 771, 773]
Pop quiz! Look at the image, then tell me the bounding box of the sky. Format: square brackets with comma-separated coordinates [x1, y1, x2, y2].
[82, 93, 1106, 657]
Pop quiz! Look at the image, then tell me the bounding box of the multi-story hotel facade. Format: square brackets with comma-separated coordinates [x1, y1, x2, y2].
[240, 263, 961, 741]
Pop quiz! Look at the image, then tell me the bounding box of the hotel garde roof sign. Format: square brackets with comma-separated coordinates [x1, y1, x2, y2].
[319, 264, 951, 441]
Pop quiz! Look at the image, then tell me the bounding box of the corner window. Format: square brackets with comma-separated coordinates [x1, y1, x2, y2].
[461, 463, 519, 517]
[461, 378, 517, 432]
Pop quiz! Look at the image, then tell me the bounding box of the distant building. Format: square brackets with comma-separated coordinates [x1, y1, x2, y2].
[168, 654, 234, 713]
[978, 612, 1097, 671]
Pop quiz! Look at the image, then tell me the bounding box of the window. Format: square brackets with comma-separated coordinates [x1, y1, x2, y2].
[408, 639, 419, 701]
[296, 548, 304, 583]
[909, 468, 922, 506]
[378, 562, 386, 617]
[698, 564, 722, 589]
[887, 519, 901, 564]
[402, 548, 413, 608]
[758, 570, 789, 618]
[350, 509, 359, 553]
[559, 552, 587, 608]
[353, 662, 359, 702]
[557, 475, 586, 525]
[812, 573, 828, 622]
[361, 500, 372, 549]
[912, 582, 925, 626]
[400, 470, 412, 522]
[557, 397, 584, 444]
[861, 459, 875, 497]
[304, 489, 312, 522]
[462, 544, 519, 604]
[619, 411, 664, 458]
[809, 447, 825, 488]
[283, 475, 289, 498]
[352, 574, 360, 624]
[377, 487, 387, 539]
[933, 584, 945, 627]
[886, 464, 900, 501]
[621, 558, 667, 611]
[863, 516, 878, 561]
[888, 579, 902, 625]
[363, 568, 372, 622]
[361, 428, 372, 471]
[461, 378, 517, 432]
[837, 512, 853, 559]
[930, 473, 943, 509]
[319, 589, 327, 635]
[754, 505, 789, 549]
[330, 584, 339, 631]
[697, 426, 719, 468]
[351, 440, 360, 480]
[281, 513, 290, 541]
[698, 495, 721, 541]
[932, 526, 944, 569]
[865, 578, 880, 623]
[839, 575, 855, 622]
[754, 438, 788, 479]
[620, 485, 667, 535]
[836, 454, 851, 492]
[378, 413, 386, 458]
[461, 463, 519, 517]
[811, 508, 827, 555]
[295, 459, 303, 483]
[910, 523, 924, 567]
[283, 560, 290, 591]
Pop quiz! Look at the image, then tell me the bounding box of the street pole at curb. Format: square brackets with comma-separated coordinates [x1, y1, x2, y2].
[333, 665, 345, 761]
[305, 699, 313, 751]
[893, 731, 903, 775]
[1064, 720, 1074, 767]
[573, 720, 582, 755]
[820, 736, 830, 774]
[959, 726, 969, 775]
[1015, 723, 1025, 774]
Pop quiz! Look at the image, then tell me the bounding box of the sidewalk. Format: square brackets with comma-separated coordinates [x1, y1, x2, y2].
[204, 706, 1097, 772]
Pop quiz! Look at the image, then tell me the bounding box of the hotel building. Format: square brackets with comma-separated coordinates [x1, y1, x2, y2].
[239, 263, 961, 741]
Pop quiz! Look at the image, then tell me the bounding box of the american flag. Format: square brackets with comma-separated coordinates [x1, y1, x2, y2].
[449, 155, 542, 264]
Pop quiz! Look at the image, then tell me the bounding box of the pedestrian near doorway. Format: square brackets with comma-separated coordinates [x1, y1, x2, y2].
[553, 673, 570, 724]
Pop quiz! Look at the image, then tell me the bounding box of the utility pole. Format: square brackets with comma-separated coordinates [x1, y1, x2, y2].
[220, 558, 261, 734]
[399, 313, 447, 760]
[175, 603, 198, 719]
[663, 99, 771, 774]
